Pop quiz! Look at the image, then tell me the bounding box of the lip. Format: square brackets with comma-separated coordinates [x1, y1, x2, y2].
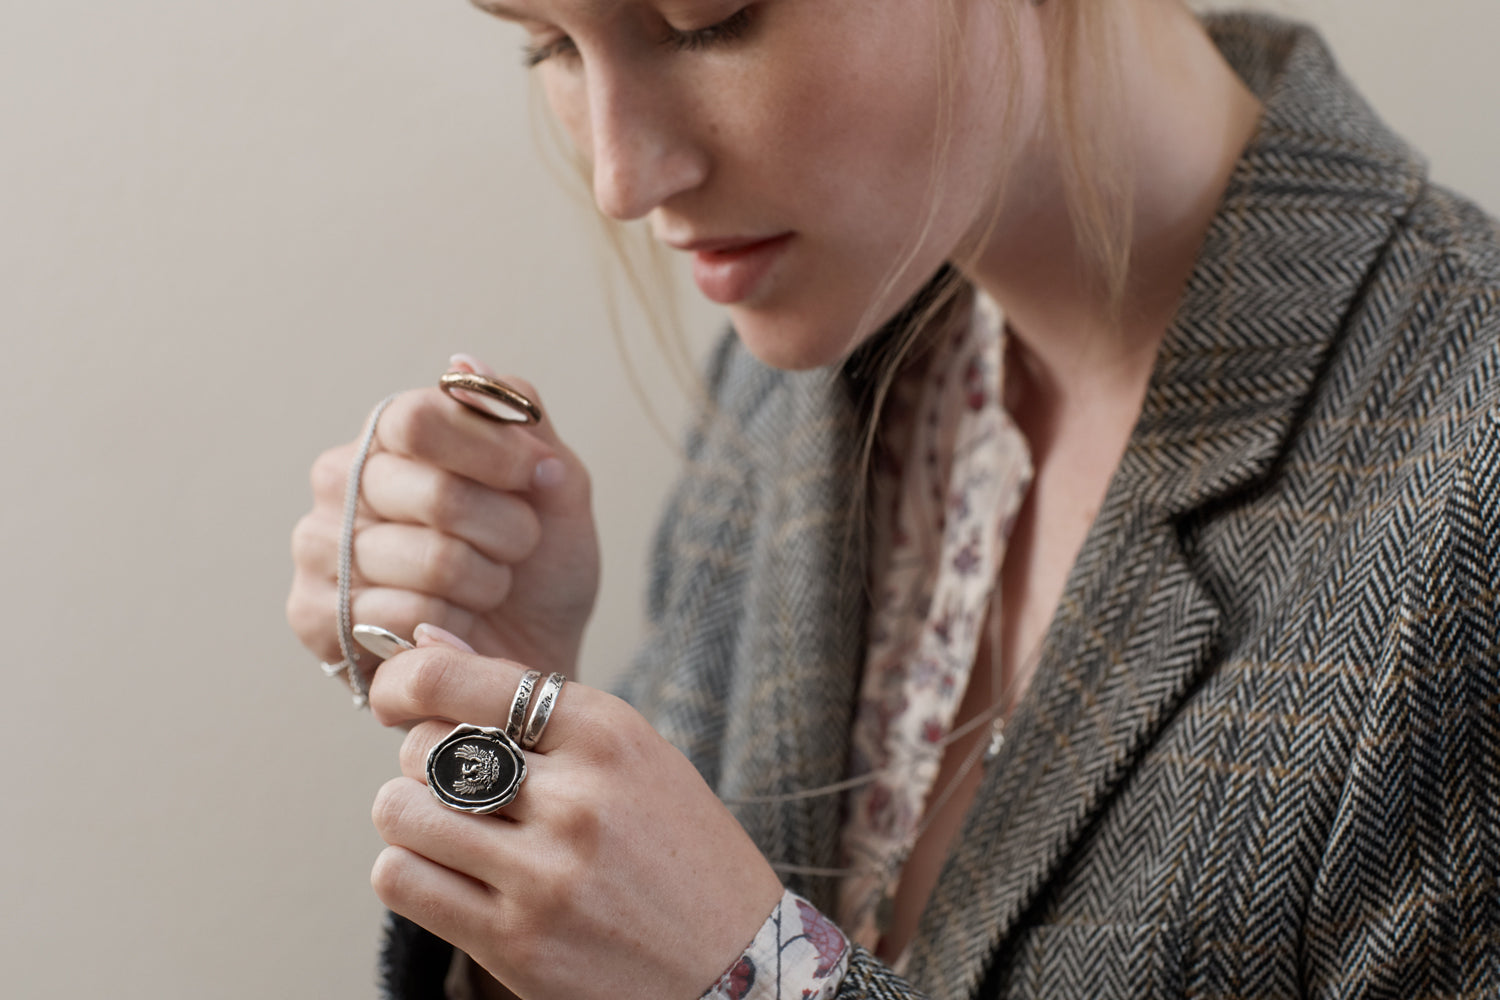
[673, 233, 795, 305]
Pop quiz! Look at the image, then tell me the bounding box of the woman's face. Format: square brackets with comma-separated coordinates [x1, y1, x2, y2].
[482, 0, 1043, 370]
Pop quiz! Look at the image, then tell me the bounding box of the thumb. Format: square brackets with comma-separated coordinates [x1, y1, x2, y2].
[413, 622, 476, 652]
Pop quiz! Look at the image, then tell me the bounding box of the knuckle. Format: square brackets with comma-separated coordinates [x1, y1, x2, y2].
[553, 796, 602, 860]
[370, 779, 410, 838]
[370, 846, 413, 904]
[477, 565, 513, 612]
[310, 447, 350, 500]
[508, 505, 543, 559]
[417, 532, 466, 595]
[285, 586, 333, 651]
[400, 722, 444, 776]
[404, 649, 457, 713]
[510, 872, 574, 950]
[423, 475, 467, 533]
[573, 461, 593, 500]
[385, 391, 444, 458]
[289, 514, 328, 568]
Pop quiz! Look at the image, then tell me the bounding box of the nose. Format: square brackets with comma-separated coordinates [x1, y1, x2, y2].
[587, 67, 709, 221]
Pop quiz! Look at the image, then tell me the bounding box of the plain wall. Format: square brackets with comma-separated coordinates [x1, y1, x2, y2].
[2, 2, 1495, 996]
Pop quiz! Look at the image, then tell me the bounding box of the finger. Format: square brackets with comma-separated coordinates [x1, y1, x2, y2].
[454, 370, 594, 522]
[371, 647, 586, 757]
[373, 775, 520, 867]
[350, 588, 480, 650]
[309, 441, 358, 509]
[369, 646, 525, 731]
[353, 523, 514, 615]
[289, 507, 350, 583]
[378, 389, 558, 497]
[358, 451, 543, 565]
[288, 535, 485, 653]
[447, 358, 573, 459]
[370, 841, 496, 946]
[286, 564, 345, 664]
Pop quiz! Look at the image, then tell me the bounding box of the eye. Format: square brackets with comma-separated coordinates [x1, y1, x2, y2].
[521, 34, 578, 69]
[519, 5, 756, 69]
[663, 6, 755, 53]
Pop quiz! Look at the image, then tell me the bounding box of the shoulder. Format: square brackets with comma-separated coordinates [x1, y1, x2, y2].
[1328, 180, 1500, 490]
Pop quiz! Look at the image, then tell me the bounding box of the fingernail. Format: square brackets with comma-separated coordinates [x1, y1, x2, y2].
[448, 353, 497, 377]
[533, 457, 567, 489]
[414, 622, 476, 652]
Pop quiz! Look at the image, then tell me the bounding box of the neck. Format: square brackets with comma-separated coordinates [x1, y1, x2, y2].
[964, 2, 1263, 412]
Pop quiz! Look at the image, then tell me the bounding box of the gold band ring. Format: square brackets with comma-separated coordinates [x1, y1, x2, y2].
[439, 372, 542, 425]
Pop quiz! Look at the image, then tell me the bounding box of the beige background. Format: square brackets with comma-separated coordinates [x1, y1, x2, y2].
[1, 2, 1495, 996]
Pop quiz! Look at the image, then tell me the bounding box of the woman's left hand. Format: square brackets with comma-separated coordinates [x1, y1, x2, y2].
[367, 629, 786, 1000]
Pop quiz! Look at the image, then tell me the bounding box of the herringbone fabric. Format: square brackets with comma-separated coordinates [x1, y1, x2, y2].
[380, 13, 1500, 999]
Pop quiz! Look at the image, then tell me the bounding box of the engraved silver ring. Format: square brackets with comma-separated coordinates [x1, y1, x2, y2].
[522, 673, 566, 750]
[506, 670, 543, 742]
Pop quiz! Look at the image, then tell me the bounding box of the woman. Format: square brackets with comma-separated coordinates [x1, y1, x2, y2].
[287, 1, 1500, 997]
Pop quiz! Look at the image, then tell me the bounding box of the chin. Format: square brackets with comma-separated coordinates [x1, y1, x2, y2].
[728, 305, 871, 373]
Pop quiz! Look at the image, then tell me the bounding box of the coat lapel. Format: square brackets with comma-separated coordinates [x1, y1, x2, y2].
[903, 15, 1426, 998]
[715, 365, 870, 915]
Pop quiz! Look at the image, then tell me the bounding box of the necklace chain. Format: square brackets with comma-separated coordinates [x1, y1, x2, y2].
[722, 635, 1035, 882]
[329, 393, 398, 708]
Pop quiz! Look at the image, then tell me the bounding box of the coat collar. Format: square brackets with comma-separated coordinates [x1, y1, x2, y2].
[904, 14, 1426, 997]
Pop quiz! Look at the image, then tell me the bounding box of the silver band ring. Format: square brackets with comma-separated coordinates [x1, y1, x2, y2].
[440, 372, 542, 425]
[506, 670, 543, 742]
[522, 673, 566, 751]
[426, 723, 526, 814]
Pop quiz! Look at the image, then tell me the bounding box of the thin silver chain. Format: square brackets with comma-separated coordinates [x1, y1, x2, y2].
[722, 680, 1013, 880]
[331, 393, 398, 709]
[725, 627, 1037, 882]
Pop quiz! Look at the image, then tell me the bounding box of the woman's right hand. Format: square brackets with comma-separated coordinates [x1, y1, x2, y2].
[286, 357, 601, 679]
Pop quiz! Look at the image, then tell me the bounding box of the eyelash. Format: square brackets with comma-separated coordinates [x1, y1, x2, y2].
[521, 6, 755, 69]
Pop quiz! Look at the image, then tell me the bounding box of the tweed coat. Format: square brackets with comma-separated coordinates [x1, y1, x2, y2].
[380, 13, 1500, 1000]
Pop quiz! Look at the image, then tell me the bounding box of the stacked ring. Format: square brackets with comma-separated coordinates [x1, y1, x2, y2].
[506, 670, 543, 742]
[523, 673, 566, 750]
[427, 670, 568, 815]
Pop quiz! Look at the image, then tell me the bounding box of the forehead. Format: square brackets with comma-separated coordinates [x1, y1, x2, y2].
[470, 0, 714, 21]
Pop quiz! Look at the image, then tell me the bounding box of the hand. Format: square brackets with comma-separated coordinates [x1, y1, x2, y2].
[287, 357, 600, 677]
[367, 629, 785, 1000]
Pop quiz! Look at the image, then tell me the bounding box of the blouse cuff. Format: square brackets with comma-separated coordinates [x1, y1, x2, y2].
[700, 889, 851, 1000]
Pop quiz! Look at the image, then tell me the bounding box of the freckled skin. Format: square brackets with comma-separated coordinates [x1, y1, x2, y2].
[528, 0, 1046, 369]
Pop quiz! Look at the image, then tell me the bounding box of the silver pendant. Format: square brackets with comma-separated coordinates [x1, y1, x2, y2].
[426, 723, 527, 814]
[986, 719, 1006, 760]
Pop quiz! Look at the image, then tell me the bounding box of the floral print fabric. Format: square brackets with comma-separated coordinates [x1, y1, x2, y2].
[697, 290, 1032, 999]
[836, 290, 1032, 953]
[699, 890, 852, 1000]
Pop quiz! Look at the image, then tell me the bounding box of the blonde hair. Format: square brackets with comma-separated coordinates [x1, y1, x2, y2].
[572, 0, 1137, 505]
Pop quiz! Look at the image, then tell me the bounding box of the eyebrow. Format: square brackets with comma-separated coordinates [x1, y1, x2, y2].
[469, 0, 528, 21]
[470, 0, 633, 23]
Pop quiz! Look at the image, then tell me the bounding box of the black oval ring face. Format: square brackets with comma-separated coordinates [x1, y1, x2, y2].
[426, 724, 526, 814]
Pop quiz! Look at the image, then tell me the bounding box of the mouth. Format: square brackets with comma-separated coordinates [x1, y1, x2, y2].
[672, 233, 795, 305]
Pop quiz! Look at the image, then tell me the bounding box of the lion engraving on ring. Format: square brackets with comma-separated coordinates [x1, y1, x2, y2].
[451, 742, 502, 795]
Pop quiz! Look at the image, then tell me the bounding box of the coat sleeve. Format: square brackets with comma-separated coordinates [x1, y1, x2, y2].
[1303, 406, 1500, 998]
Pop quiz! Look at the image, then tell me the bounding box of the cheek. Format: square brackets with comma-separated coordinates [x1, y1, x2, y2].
[540, 72, 592, 163]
